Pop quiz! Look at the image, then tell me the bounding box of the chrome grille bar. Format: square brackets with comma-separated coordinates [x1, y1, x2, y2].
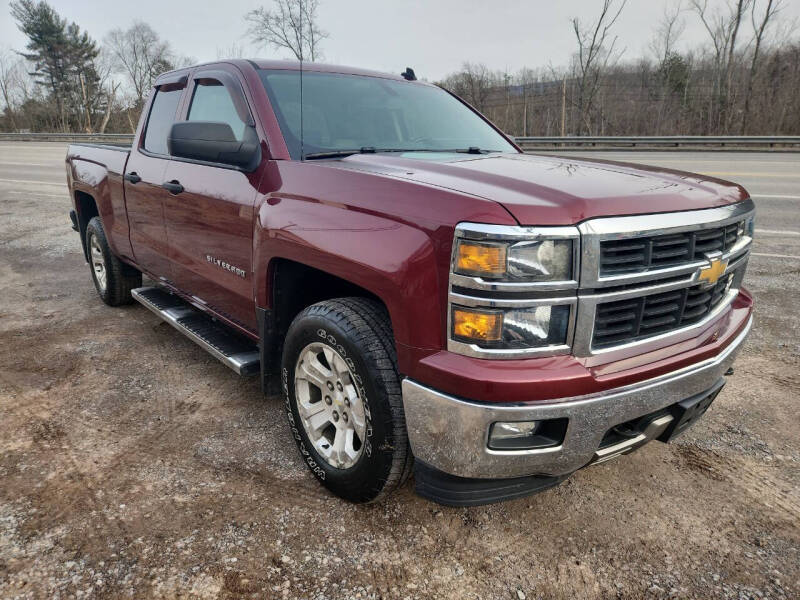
[447, 200, 754, 360]
[575, 199, 754, 357]
[578, 199, 755, 289]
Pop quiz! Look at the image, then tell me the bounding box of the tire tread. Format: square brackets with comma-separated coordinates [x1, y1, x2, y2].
[286, 297, 412, 502]
[86, 217, 141, 306]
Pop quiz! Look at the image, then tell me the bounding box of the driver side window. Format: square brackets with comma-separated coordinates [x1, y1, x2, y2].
[187, 81, 247, 141]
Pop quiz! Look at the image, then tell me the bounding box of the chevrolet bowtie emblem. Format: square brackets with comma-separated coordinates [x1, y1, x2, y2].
[698, 256, 728, 286]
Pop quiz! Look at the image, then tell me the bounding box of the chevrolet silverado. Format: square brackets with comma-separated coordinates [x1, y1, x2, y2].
[66, 59, 754, 506]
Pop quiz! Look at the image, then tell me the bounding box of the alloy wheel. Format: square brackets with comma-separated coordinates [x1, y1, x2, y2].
[294, 342, 367, 469]
[89, 233, 107, 292]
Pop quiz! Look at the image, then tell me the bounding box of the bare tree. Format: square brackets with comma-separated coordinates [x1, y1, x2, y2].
[105, 21, 175, 107]
[0, 48, 25, 131]
[439, 63, 495, 113]
[651, 1, 686, 67]
[690, 0, 752, 130]
[516, 68, 538, 136]
[245, 0, 327, 61]
[741, 0, 783, 132]
[570, 0, 628, 135]
[216, 43, 247, 59]
[649, 3, 688, 132]
[97, 80, 119, 133]
[94, 48, 119, 134]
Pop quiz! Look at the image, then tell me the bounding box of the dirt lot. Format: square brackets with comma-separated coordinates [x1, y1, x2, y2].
[1, 144, 799, 599]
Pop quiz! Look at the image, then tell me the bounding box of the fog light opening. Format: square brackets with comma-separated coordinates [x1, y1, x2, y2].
[488, 418, 568, 451]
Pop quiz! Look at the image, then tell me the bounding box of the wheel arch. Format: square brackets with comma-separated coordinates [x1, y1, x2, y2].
[258, 258, 393, 393]
[74, 190, 100, 261]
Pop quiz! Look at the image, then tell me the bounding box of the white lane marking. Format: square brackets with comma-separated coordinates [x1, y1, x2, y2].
[755, 228, 800, 236]
[621, 160, 800, 167]
[752, 194, 800, 200]
[6, 189, 65, 198]
[0, 177, 65, 187]
[751, 252, 800, 260]
[703, 171, 800, 177]
[0, 161, 53, 167]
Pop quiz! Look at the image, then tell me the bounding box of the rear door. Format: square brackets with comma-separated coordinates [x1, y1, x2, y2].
[125, 75, 187, 280]
[161, 66, 262, 333]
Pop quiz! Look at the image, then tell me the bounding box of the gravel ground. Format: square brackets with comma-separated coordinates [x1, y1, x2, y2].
[0, 144, 799, 599]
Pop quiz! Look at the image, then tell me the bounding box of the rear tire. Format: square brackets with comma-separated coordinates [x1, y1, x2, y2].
[85, 216, 141, 306]
[281, 297, 412, 503]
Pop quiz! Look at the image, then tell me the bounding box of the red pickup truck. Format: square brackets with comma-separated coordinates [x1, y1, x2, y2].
[66, 59, 754, 506]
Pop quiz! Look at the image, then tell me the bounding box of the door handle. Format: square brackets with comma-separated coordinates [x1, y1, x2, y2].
[124, 172, 141, 184]
[162, 180, 184, 195]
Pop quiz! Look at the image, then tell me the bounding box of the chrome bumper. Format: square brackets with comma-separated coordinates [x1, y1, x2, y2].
[402, 316, 752, 479]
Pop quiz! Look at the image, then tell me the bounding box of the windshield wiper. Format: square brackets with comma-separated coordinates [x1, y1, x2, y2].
[303, 147, 505, 160]
[377, 148, 504, 154]
[304, 147, 418, 159]
[454, 147, 501, 154]
[371, 148, 505, 154]
[303, 148, 376, 160]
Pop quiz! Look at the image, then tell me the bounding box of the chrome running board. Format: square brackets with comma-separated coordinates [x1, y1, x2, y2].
[132, 286, 260, 376]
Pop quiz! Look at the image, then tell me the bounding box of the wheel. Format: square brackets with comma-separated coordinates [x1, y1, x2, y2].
[281, 297, 413, 503]
[85, 216, 141, 306]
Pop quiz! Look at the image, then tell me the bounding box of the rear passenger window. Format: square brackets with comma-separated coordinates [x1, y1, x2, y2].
[143, 87, 183, 155]
[188, 82, 247, 140]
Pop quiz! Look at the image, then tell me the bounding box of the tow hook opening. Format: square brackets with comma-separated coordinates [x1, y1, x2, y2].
[592, 413, 674, 464]
[591, 378, 728, 466]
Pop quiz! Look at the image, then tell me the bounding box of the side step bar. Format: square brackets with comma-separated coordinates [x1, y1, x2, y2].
[132, 286, 260, 376]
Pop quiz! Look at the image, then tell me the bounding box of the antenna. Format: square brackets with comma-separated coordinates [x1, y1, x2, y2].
[299, 0, 305, 161]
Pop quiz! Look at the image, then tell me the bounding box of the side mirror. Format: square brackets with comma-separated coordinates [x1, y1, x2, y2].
[167, 121, 260, 169]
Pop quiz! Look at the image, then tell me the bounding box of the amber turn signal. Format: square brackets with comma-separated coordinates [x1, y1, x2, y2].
[456, 240, 507, 277]
[452, 307, 503, 342]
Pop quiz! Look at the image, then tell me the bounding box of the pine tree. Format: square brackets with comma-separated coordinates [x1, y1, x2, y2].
[11, 0, 99, 131]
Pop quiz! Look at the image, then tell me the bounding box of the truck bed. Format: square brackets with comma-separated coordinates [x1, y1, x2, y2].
[67, 143, 131, 177]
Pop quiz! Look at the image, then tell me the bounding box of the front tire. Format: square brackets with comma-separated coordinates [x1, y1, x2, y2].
[281, 298, 412, 503]
[85, 217, 141, 306]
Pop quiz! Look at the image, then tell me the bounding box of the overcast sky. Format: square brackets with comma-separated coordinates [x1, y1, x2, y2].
[3, 0, 799, 81]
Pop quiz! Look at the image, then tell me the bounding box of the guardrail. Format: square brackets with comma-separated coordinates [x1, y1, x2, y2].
[0, 132, 135, 143]
[2, 132, 799, 150]
[514, 135, 800, 150]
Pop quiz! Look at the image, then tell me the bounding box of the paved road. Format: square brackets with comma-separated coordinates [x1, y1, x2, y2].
[538, 150, 800, 256]
[1, 142, 798, 599]
[2, 143, 797, 250]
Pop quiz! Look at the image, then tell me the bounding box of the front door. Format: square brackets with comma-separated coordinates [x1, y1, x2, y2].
[161, 67, 262, 332]
[125, 79, 186, 281]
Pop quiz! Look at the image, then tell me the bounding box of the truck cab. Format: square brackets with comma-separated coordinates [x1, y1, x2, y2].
[66, 59, 754, 506]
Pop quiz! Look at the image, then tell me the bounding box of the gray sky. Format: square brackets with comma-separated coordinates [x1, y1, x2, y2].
[3, 0, 799, 81]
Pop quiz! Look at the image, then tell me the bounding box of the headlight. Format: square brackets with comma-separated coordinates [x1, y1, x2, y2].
[451, 304, 570, 350]
[737, 215, 755, 240]
[455, 238, 574, 281]
[449, 223, 579, 358]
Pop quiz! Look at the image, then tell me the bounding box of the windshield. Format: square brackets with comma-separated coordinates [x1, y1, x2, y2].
[258, 69, 518, 159]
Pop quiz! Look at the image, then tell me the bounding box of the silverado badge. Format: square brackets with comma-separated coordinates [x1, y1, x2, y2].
[698, 255, 727, 286]
[206, 254, 246, 278]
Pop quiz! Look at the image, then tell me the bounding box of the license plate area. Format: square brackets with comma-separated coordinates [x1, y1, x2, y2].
[657, 379, 726, 443]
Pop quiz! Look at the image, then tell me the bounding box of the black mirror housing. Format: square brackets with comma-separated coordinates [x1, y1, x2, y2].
[167, 121, 260, 169]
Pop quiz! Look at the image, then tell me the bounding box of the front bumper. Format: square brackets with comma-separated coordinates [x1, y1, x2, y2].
[402, 315, 752, 481]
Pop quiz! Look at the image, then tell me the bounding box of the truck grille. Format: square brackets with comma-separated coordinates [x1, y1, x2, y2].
[599, 222, 743, 275]
[593, 273, 734, 348]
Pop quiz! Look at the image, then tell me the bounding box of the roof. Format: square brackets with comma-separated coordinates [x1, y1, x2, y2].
[154, 59, 421, 87]
[247, 59, 408, 81]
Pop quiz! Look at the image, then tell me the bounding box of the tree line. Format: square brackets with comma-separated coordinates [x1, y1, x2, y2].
[439, 0, 799, 137]
[0, 0, 191, 134]
[1, 0, 798, 136]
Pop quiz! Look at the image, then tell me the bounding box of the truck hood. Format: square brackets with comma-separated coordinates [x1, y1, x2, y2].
[323, 152, 748, 226]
